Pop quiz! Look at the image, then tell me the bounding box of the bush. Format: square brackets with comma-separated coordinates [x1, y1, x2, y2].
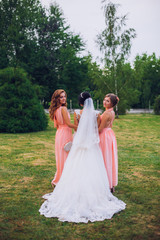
[0, 67, 48, 133]
[154, 95, 160, 115]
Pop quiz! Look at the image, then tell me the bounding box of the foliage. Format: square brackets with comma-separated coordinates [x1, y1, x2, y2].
[154, 95, 160, 115]
[96, 0, 136, 115]
[1, 0, 159, 112]
[65, 54, 104, 108]
[0, 67, 48, 133]
[115, 62, 140, 114]
[30, 3, 86, 105]
[0, 0, 42, 68]
[133, 53, 160, 108]
[0, 114, 160, 239]
[93, 52, 160, 113]
[60, 55, 90, 108]
[0, 0, 88, 106]
[85, 55, 104, 98]
[97, 1, 136, 67]
[93, 61, 140, 114]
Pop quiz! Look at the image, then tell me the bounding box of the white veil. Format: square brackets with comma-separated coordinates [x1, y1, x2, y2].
[73, 98, 99, 149]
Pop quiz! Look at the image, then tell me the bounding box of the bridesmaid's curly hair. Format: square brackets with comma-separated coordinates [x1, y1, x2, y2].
[105, 93, 119, 107]
[49, 89, 67, 120]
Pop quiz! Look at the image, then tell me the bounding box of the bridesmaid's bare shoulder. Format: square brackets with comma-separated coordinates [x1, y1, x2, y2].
[102, 110, 112, 120]
[61, 106, 67, 112]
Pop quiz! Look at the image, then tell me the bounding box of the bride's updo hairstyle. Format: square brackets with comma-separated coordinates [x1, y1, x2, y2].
[106, 93, 119, 108]
[78, 92, 91, 106]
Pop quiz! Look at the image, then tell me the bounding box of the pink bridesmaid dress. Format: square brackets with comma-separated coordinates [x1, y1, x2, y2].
[51, 107, 73, 185]
[99, 108, 118, 189]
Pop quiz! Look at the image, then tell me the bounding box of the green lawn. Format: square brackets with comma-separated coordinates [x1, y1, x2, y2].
[0, 114, 160, 240]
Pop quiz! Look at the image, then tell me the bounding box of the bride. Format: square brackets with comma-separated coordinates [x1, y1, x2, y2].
[39, 92, 126, 223]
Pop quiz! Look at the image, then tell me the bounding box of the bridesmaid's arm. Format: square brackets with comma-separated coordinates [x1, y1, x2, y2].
[74, 112, 78, 127]
[97, 114, 101, 127]
[98, 113, 110, 133]
[61, 107, 77, 131]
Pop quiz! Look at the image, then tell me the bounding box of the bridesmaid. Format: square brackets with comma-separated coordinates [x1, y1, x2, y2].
[49, 89, 77, 187]
[98, 93, 119, 192]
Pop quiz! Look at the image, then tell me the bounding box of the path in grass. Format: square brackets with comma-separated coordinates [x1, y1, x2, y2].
[0, 114, 160, 240]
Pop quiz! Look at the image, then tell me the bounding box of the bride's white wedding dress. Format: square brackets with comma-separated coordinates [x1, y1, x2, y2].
[39, 98, 126, 223]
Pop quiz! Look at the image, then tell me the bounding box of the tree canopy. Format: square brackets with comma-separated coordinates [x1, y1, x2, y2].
[96, 0, 137, 114]
[0, 0, 89, 106]
[0, 0, 159, 114]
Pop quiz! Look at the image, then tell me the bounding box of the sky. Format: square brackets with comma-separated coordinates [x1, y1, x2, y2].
[41, 0, 160, 66]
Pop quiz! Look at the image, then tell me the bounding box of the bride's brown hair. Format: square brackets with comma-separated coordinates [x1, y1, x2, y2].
[49, 89, 67, 120]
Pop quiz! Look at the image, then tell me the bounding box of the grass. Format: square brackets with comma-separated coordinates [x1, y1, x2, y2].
[0, 114, 160, 240]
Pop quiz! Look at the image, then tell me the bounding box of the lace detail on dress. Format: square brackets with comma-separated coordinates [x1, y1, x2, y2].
[75, 109, 100, 119]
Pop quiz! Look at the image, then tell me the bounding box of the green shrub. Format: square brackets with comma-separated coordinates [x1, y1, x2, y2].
[0, 67, 48, 133]
[154, 95, 160, 115]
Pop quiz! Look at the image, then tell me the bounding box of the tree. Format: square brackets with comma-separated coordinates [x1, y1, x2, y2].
[96, 0, 136, 115]
[93, 61, 140, 114]
[1, 1, 89, 106]
[133, 53, 160, 108]
[0, 0, 42, 68]
[83, 55, 105, 108]
[0, 67, 48, 133]
[33, 3, 85, 105]
[154, 95, 160, 115]
[0, 1, 87, 106]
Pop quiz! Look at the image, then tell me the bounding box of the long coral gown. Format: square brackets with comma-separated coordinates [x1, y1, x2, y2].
[99, 108, 118, 189]
[51, 107, 73, 185]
